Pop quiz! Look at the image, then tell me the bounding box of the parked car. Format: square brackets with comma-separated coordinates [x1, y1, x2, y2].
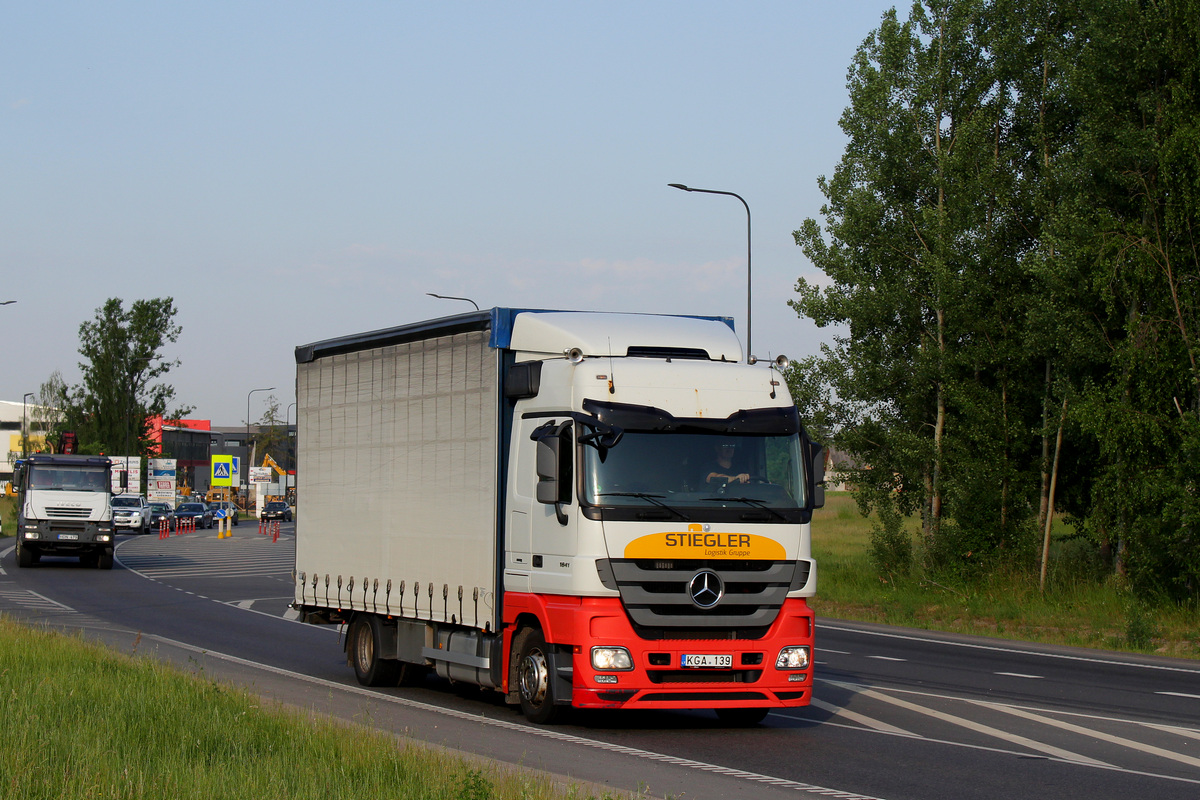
[171, 502, 214, 529]
[147, 502, 174, 531]
[260, 501, 293, 522]
[208, 501, 239, 526]
[111, 494, 152, 534]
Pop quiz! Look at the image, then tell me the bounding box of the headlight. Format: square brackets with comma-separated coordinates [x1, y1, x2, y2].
[591, 647, 633, 671]
[776, 646, 810, 670]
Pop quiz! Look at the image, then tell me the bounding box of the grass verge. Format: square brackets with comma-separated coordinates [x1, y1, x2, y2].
[810, 492, 1200, 659]
[0, 618, 626, 800]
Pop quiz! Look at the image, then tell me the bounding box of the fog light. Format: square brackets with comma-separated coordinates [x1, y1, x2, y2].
[97, 535, 112, 542]
[23, 530, 40, 539]
[776, 646, 810, 670]
[591, 647, 633, 671]
[788, 673, 807, 682]
[595, 674, 618, 684]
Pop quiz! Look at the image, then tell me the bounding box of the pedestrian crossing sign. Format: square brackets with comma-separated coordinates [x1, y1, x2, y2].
[211, 455, 234, 487]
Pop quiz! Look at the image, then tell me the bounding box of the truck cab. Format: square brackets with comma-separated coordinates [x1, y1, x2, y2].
[14, 454, 117, 569]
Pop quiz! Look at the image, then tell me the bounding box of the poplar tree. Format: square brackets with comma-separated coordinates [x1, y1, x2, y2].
[59, 297, 192, 456]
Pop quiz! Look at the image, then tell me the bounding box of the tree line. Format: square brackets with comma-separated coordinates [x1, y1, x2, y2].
[790, 0, 1200, 602]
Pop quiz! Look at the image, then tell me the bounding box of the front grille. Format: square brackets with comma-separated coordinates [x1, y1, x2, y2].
[602, 559, 805, 637]
[47, 507, 92, 519]
[647, 669, 762, 684]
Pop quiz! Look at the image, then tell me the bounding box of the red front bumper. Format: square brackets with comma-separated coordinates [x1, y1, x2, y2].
[506, 594, 814, 711]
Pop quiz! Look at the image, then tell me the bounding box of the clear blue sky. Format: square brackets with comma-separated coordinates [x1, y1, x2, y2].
[3, 1, 898, 425]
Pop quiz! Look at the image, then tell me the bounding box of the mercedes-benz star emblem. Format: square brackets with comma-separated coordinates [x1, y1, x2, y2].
[688, 570, 724, 609]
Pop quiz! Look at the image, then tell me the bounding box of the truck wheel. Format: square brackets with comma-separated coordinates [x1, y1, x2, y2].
[349, 615, 401, 687]
[16, 540, 34, 568]
[514, 627, 565, 724]
[715, 707, 770, 726]
[97, 550, 114, 570]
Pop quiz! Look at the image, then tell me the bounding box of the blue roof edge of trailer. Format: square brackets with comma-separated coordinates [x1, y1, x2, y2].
[295, 308, 736, 363]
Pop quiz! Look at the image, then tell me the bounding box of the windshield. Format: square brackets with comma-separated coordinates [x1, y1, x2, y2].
[112, 496, 143, 507]
[178, 504, 204, 512]
[149, 504, 170, 511]
[29, 465, 109, 492]
[581, 430, 807, 512]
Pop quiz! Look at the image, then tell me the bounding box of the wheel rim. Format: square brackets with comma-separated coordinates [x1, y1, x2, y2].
[519, 647, 550, 707]
[355, 622, 374, 672]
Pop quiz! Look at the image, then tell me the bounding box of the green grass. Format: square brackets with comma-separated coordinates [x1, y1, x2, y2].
[0, 618, 629, 800]
[810, 492, 1200, 659]
[2, 493, 15, 537]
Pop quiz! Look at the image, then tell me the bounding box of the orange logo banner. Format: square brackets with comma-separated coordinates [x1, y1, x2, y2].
[624, 528, 786, 560]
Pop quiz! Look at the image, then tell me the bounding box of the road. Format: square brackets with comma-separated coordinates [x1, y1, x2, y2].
[2, 526, 1198, 800]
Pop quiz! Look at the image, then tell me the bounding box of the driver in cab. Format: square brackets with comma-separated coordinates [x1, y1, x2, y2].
[704, 442, 750, 487]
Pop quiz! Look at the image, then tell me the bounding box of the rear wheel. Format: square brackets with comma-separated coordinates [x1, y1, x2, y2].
[514, 627, 566, 724]
[349, 615, 402, 687]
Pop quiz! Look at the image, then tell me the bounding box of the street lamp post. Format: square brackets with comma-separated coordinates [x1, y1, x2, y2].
[246, 387, 274, 506]
[22, 392, 34, 457]
[285, 401, 296, 476]
[669, 183, 753, 359]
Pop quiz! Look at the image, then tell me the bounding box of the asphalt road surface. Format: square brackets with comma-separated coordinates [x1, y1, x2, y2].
[2, 527, 1198, 800]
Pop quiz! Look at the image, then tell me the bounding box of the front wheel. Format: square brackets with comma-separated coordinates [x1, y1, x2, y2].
[97, 549, 114, 570]
[513, 627, 567, 724]
[16, 539, 34, 568]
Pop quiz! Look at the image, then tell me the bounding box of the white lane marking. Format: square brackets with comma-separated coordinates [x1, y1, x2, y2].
[996, 672, 1044, 679]
[825, 680, 1110, 766]
[142, 634, 892, 800]
[1158, 692, 1200, 700]
[977, 700, 1200, 770]
[866, 656, 906, 662]
[821, 622, 1200, 676]
[810, 698, 917, 737]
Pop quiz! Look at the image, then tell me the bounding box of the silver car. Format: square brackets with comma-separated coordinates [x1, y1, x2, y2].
[111, 494, 152, 534]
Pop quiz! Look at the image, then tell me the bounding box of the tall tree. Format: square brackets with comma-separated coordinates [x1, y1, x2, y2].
[793, 0, 1044, 571]
[1060, 0, 1200, 600]
[62, 298, 192, 456]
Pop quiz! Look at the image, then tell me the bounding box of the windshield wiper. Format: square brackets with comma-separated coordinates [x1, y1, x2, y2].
[700, 495, 790, 522]
[595, 492, 691, 521]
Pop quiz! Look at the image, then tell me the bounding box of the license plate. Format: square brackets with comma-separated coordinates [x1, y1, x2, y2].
[57, 534, 79, 540]
[681, 653, 732, 668]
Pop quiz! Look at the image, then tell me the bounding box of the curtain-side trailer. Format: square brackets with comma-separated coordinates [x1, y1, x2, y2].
[292, 308, 824, 724]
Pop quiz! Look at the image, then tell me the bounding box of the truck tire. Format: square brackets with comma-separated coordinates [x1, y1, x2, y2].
[513, 627, 566, 724]
[16, 539, 34, 568]
[98, 549, 114, 570]
[349, 615, 401, 687]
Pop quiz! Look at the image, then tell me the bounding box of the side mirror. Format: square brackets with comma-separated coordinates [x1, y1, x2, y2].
[532, 420, 572, 525]
[808, 443, 827, 509]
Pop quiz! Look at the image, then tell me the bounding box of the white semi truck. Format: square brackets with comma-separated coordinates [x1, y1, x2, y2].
[14, 454, 117, 569]
[292, 308, 825, 724]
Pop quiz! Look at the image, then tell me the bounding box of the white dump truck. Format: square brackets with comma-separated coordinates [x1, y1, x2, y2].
[14, 454, 117, 569]
[292, 308, 824, 724]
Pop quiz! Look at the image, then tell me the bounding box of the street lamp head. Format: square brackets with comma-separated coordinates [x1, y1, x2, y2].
[668, 183, 692, 192]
